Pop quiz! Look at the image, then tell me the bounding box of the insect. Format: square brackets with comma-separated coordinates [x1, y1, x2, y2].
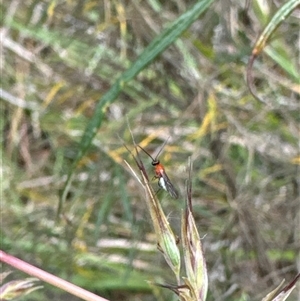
[138, 140, 179, 199]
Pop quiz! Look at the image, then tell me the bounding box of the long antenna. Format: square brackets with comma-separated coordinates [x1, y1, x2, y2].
[154, 137, 170, 160]
[138, 137, 170, 162]
[137, 145, 155, 161]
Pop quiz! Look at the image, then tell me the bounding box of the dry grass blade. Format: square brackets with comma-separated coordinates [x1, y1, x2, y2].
[181, 158, 208, 301]
[0, 277, 42, 300]
[125, 140, 181, 282]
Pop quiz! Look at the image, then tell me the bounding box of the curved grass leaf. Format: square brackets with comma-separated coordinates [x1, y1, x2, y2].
[58, 0, 215, 216]
[246, 0, 300, 102]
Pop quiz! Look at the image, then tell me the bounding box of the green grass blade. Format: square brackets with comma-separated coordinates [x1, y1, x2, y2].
[264, 47, 300, 81]
[59, 0, 215, 215]
[253, 0, 300, 54]
[247, 0, 300, 102]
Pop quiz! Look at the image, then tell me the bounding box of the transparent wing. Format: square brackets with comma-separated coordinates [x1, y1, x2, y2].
[160, 172, 179, 199]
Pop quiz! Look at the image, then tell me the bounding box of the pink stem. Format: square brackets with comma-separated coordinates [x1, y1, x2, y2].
[0, 250, 109, 301]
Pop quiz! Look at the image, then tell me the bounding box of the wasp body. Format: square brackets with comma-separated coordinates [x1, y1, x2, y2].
[138, 141, 178, 199]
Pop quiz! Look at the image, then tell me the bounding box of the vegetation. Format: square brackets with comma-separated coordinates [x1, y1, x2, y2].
[1, 0, 299, 300]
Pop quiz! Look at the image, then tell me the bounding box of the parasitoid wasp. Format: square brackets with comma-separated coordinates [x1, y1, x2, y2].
[138, 139, 179, 199]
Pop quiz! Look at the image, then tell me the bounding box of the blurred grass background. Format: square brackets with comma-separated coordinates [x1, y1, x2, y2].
[1, 0, 299, 300]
